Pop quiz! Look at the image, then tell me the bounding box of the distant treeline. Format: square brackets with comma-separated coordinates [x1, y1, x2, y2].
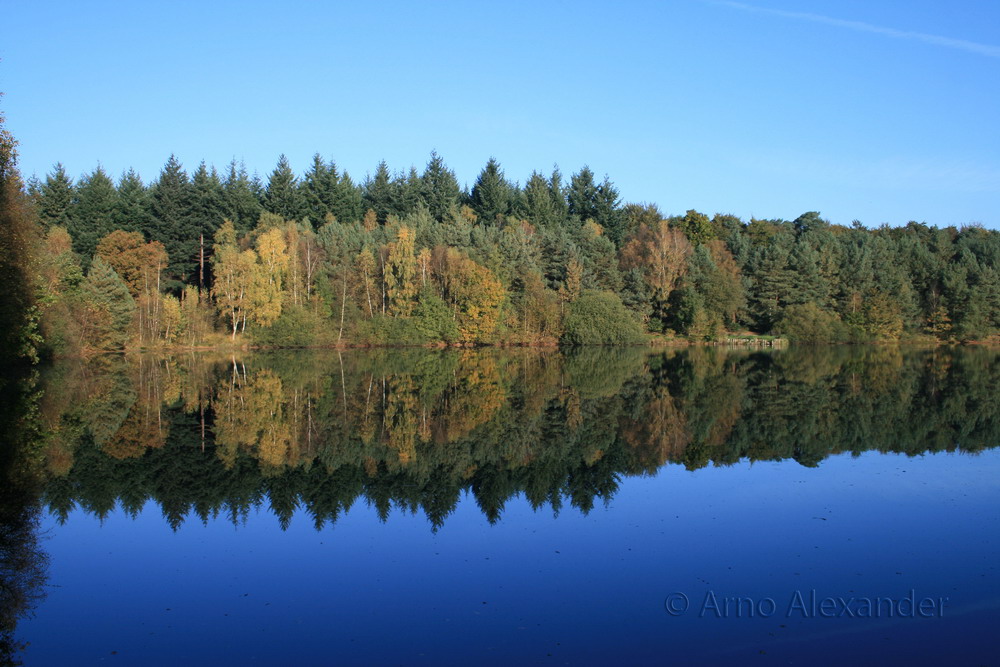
[12, 150, 1000, 354]
[39, 346, 1000, 530]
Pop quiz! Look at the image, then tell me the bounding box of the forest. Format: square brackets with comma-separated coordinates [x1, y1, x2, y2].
[4, 149, 999, 356]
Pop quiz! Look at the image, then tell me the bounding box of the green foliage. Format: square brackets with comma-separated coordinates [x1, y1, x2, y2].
[263, 154, 302, 221]
[412, 288, 460, 343]
[70, 166, 117, 265]
[561, 290, 645, 345]
[470, 158, 512, 223]
[357, 313, 429, 345]
[250, 304, 329, 347]
[148, 155, 195, 281]
[777, 302, 848, 343]
[81, 257, 135, 350]
[38, 163, 74, 229]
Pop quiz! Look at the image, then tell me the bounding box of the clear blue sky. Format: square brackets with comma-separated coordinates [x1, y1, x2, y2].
[2, 0, 998, 228]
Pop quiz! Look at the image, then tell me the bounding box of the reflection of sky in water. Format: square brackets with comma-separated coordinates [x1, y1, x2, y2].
[25, 449, 1000, 665]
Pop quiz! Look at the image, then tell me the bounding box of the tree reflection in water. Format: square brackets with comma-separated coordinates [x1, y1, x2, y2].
[36, 346, 1000, 533]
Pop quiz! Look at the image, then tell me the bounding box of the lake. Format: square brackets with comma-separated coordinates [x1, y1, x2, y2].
[4, 346, 999, 665]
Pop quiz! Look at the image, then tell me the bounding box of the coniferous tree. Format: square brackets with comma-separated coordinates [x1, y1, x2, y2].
[522, 171, 557, 229]
[395, 167, 423, 218]
[567, 166, 598, 224]
[362, 161, 395, 224]
[81, 257, 135, 350]
[148, 155, 194, 282]
[70, 166, 118, 263]
[222, 160, 262, 235]
[38, 163, 74, 229]
[300, 154, 332, 226]
[549, 167, 569, 224]
[115, 169, 150, 235]
[329, 163, 363, 225]
[263, 154, 301, 220]
[420, 151, 461, 222]
[593, 176, 625, 245]
[188, 162, 227, 289]
[470, 158, 512, 224]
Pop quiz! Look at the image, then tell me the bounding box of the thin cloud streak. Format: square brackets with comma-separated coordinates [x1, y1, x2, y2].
[711, 1, 1000, 58]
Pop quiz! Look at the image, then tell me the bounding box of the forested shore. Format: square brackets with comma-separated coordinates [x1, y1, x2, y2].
[7, 144, 1000, 357]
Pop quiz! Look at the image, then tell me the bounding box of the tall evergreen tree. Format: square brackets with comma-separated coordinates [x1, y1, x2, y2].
[330, 169, 363, 224]
[38, 163, 74, 229]
[420, 151, 461, 222]
[395, 167, 422, 218]
[263, 154, 301, 220]
[567, 166, 597, 224]
[148, 155, 195, 281]
[470, 157, 512, 224]
[189, 162, 227, 288]
[549, 167, 568, 223]
[300, 154, 332, 226]
[70, 166, 117, 263]
[523, 171, 557, 229]
[594, 176, 624, 245]
[222, 160, 262, 235]
[114, 169, 150, 235]
[363, 160, 395, 223]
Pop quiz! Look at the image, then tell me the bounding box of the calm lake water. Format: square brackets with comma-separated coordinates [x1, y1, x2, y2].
[5, 346, 1000, 665]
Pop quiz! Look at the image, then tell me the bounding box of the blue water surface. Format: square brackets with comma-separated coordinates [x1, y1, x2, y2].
[23, 449, 1000, 665]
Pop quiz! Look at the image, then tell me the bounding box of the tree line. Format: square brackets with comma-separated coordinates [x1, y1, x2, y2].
[15, 152, 1000, 353]
[39, 346, 1000, 530]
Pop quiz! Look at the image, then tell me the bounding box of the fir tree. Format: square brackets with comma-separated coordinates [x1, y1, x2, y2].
[470, 157, 511, 224]
[222, 160, 262, 235]
[148, 155, 194, 281]
[81, 256, 135, 350]
[70, 166, 118, 263]
[420, 151, 461, 222]
[263, 154, 301, 220]
[115, 168, 150, 235]
[38, 163, 74, 229]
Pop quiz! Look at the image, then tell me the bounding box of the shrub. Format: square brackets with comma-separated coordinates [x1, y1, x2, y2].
[776, 303, 847, 343]
[561, 290, 646, 346]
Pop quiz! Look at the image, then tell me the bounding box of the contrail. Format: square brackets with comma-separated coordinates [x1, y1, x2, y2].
[709, 1, 1000, 58]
